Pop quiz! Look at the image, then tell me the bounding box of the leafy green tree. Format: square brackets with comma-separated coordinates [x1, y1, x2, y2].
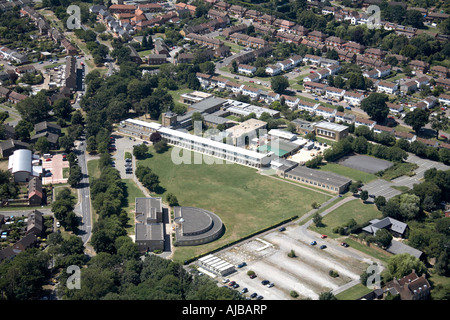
[166, 193, 179, 207]
[374, 229, 393, 248]
[133, 143, 149, 159]
[270, 75, 289, 94]
[14, 120, 34, 141]
[34, 136, 50, 154]
[361, 93, 389, 122]
[68, 164, 83, 188]
[360, 190, 369, 202]
[382, 253, 427, 282]
[404, 108, 429, 133]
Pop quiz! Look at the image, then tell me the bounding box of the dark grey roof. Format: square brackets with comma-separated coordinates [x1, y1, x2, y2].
[135, 222, 164, 241]
[362, 217, 408, 236]
[135, 197, 162, 218]
[284, 165, 352, 188]
[386, 240, 423, 259]
[34, 121, 61, 133]
[203, 114, 229, 125]
[27, 209, 43, 233]
[189, 97, 226, 113]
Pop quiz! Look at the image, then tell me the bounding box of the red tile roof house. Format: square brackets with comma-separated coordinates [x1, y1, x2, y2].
[315, 105, 336, 119]
[430, 65, 449, 78]
[308, 30, 326, 42]
[383, 270, 431, 300]
[303, 81, 327, 94]
[435, 78, 450, 90]
[364, 48, 386, 60]
[343, 91, 365, 106]
[325, 86, 346, 101]
[409, 60, 429, 73]
[376, 80, 398, 95]
[8, 91, 28, 104]
[344, 41, 365, 54]
[355, 117, 376, 128]
[237, 64, 256, 76]
[325, 36, 346, 48]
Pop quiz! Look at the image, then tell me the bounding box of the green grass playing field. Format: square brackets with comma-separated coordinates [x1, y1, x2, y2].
[138, 146, 333, 262]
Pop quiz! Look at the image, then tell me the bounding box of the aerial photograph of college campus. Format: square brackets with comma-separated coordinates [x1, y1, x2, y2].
[0, 0, 449, 308]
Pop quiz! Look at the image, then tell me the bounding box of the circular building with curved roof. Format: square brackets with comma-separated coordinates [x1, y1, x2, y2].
[173, 206, 224, 246]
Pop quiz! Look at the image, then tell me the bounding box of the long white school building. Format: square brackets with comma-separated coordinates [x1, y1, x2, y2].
[119, 119, 274, 168]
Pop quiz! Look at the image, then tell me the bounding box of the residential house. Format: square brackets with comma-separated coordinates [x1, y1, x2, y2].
[225, 81, 243, 94]
[438, 94, 450, 106]
[147, 54, 167, 65]
[436, 78, 450, 90]
[335, 111, 356, 124]
[364, 48, 386, 60]
[281, 95, 299, 109]
[297, 100, 318, 113]
[376, 81, 398, 94]
[315, 105, 336, 119]
[355, 117, 376, 129]
[0, 139, 30, 158]
[343, 91, 365, 106]
[383, 271, 431, 300]
[325, 36, 346, 49]
[303, 54, 322, 66]
[265, 64, 282, 76]
[325, 87, 345, 101]
[35, 121, 61, 135]
[8, 91, 27, 104]
[409, 60, 429, 73]
[387, 102, 403, 114]
[344, 41, 365, 54]
[303, 81, 327, 94]
[26, 209, 44, 236]
[308, 30, 326, 42]
[28, 177, 43, 207]
[237, 64, 256, 76]
[303, 72, 321, 83]
[241, 86, 261, 100]
[401, 80, 418, 93]
[430, 65, 449, 78]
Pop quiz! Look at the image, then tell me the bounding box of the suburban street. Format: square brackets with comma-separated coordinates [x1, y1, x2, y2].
[73, 135, 93, 250]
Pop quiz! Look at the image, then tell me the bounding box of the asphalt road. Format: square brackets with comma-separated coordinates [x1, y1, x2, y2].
[73, 136, 93, 247]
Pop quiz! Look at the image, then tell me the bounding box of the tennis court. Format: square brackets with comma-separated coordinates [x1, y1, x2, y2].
[337, 155, 393, 174]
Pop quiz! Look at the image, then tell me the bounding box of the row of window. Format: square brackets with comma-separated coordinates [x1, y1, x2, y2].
[286, 174, 339, 191]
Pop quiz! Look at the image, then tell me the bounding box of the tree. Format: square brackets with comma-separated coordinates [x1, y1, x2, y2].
[312, 212, 323, 227]
[374, 229, 393, 248]
[374, 196, 386, 210]
[270, 75, 289, 94]
[68, 164, 82, 187]
[59, 135, 75, 153]
[318, 291, 337, 300]
[383, 253, 427, 282]
[133, 143, 149, 159]
[53, 98, 74, 120]
[153, 139, 168, 153]
[14, 120, 34, 141]
[404, 109, 429, 133]
[34, 136, 50, 154]
[150, 132, 162, 144]
[360, 93, 389, 122]
[166, 193, 179, 207]
[404, 10, 424, 29]
[352, 136, 368, 154]
[360, 190, 369, 202]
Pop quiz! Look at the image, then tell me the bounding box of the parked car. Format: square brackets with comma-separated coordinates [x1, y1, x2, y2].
[261, 280, 270, 285]
[222, 278, 230, 283]
[241, 288, 248, 294]
[237, 262, 247, 268]
[321, 235, 327, 239]
[267, 283, 274, 288]
[278, 227, 286, 232]
[228, 281, 236, 286]
[250, 293, 257, 299]
[249, 274, 257, 279]
[310, 240, 317, 246]
[256, 295, 264, 300]
[232, 283, 240, 289]
[320, 245, 327, 249]
[340, 242, 349, 247]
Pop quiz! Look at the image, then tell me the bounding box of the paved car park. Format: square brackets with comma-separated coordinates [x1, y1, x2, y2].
[42, 154, 70, 185]
[214, 225, 369, 300]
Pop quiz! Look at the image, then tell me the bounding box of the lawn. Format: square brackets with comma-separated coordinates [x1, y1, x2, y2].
[336, 283, 372, 300]
[376, 162, 419, 181]
[122, 178, 146, 234]
[309, 199, 382, 239]
[138, 146, 332, 262]
[87, 159, 100, 182]
[319, 163, 378, 184]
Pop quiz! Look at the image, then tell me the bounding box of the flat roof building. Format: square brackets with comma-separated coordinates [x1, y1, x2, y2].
[278, 165, 352, 194]
[135, 197, 165, 253]
[225, 118, 267, 147]
[313, 121, 349, 141]
[198, 254, 235, 276]
[173, 206, 224, 246]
